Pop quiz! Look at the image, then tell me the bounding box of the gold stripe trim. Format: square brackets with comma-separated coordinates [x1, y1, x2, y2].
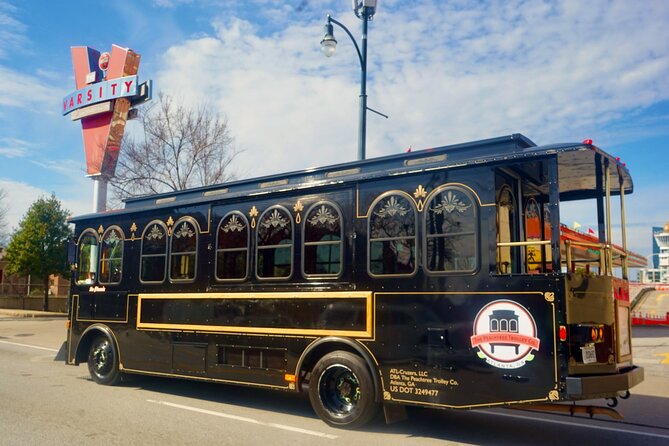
[388, 395, 550, 409]
[136, 291, 373, 338]
[75, 293, 132, 324]
[121, 367, 290, 390]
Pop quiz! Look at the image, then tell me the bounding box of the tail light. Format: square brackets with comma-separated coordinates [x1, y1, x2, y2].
[559, 325, 567, 342]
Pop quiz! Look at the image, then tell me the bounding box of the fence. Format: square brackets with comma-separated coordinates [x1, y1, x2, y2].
[632, 312, 669, 326]
[0, 282, 69, 313]
[0, 282, 69, 298]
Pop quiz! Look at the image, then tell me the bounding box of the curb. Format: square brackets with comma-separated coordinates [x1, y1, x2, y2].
[0, 309, 67, 318]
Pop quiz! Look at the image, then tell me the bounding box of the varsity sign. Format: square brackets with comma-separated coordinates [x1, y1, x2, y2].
[66, 44, 145, 177]
[62, 75, 138, 115]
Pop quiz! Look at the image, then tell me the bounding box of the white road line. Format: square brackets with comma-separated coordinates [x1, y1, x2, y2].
[0, 339, 59, 352]
[476, 409, 669, 440]
[147, 399, 338, 440]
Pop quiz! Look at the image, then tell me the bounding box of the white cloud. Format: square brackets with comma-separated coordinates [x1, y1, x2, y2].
[0, 178, 90, 234]
[150, 0, 669, 181]
[0, 66, 62, 112]
[0, 1, 26, 59]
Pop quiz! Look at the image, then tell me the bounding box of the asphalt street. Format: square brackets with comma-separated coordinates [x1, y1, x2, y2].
[0, 316, 668, 446]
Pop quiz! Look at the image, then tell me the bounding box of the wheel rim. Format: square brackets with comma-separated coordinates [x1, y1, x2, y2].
[318, 364, 361, 417]
[91, 339, 113, 378]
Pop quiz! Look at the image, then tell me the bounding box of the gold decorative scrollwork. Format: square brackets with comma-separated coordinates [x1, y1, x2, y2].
[414, 185, 427, 211]
[249, 206, 259, 229]
[293, 200, 303, 224]
[548, 390, 559, 401]
[544, 292, 555, 302]
[383, 391, 392, 401]
[166, 216, 174, 236]
[130, 222, 137, 241]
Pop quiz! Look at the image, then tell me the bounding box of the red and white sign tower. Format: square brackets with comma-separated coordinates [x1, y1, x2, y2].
[64, 44, 149, 212]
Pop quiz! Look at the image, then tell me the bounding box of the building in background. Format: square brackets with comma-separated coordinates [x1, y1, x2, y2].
[652, 226, 662, 268]
[0, 248, 69, 298]
[640, 223, 669, 283]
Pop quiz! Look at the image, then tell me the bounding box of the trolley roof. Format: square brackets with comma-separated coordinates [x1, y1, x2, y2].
[70, 134, 633, 222]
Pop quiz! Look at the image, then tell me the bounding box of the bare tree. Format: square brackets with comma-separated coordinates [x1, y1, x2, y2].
[110, 94, 239, 202]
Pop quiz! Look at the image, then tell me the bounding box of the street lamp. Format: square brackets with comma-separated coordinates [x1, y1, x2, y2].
[321, 0, 379, 161]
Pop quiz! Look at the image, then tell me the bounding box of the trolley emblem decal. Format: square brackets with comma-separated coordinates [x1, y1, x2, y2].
[471, 300, 540, 369]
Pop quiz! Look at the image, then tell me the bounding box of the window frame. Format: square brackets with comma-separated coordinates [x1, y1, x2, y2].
[98, 226, 125, 285]
[367, 191, 418, 278]
[76, 229, 100, 285]
[139, 219, 169, 284]
[422, 185, 479, 275]
[215, 211, 250, 282]
[169, 216, 199, 283]
[301, 200, 344, 279]
[255, 205, 294, 281]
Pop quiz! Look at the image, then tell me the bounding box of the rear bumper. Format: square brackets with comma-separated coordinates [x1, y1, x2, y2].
[566, 366, 644, 398]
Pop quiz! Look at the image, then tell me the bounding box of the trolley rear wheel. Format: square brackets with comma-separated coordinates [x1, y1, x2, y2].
[308, 350, 379, 428]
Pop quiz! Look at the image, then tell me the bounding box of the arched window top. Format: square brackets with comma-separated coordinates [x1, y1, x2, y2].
[497, 184, 516, 210]
[369, 193, 417, 239]
[257, 206, 293, 246]
[142, 220, 168, 250]
[218, 211, 249, 250]
[304, 202, 342, 242]
[102, 226, 124, 242]
[77, 228, 99, 245]
[426, 186, 477, 233]
[171, 217, 198, 251]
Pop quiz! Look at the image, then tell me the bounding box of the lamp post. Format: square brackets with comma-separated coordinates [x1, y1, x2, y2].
[321, 0, 378, 161]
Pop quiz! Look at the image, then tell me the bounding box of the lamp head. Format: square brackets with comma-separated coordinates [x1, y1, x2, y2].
[320, 22, 337, 57]
[353, 0, 378, 19]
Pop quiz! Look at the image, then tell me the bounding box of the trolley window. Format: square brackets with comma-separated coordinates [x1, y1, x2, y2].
[216, 212, 249, 281]
[303, 202, 343, 277]
[76, 230, 99, 285]
[140, 221, 168, 283]
[424, 186, 478, 273]
[369, 193, 417, 276]
[257, 206, 293, 279]
[99, 226, 124, 284]
[170, 218, 198, 282]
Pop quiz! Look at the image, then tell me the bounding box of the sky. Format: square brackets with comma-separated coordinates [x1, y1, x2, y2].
[0, 0, 668, 261]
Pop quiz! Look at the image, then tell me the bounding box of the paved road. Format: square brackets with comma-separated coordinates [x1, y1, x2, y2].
[0, 317, 668, 446]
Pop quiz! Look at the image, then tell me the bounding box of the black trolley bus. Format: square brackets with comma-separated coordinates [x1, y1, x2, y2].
[65, 134, 644, 428]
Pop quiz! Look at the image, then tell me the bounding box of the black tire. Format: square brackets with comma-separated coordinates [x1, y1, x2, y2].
[308, 351, 379, 428]
[87, 335, 121, 385]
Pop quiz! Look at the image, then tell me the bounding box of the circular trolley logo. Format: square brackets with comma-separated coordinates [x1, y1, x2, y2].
[470, 300, 540, 369]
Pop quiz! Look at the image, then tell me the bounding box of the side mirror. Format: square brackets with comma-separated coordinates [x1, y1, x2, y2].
[67, 237, 77, 270]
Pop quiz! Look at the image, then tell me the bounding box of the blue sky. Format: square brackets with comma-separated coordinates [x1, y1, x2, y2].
[0, 0, 668, 259]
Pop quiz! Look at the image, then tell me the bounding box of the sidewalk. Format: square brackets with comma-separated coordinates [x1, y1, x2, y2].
[0, 308, 66, 318]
